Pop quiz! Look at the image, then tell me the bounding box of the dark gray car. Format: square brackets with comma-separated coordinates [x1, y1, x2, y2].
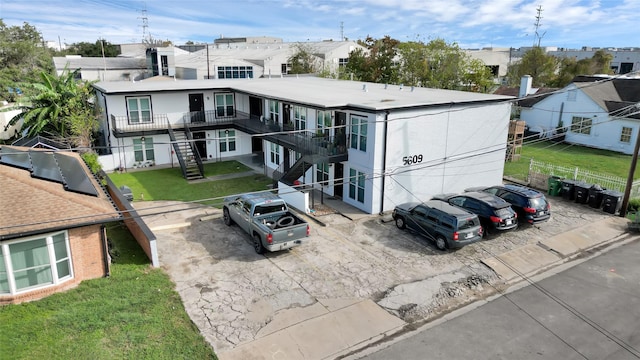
[392, 200, 483, 251]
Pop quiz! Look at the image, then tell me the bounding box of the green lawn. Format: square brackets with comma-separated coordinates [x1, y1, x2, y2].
[108, 160, 273, 206]
[504, 141, 640, 181]
[1, 224, 217, 360]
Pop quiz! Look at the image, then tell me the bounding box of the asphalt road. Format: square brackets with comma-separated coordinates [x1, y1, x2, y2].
[362, 237, 640, 360]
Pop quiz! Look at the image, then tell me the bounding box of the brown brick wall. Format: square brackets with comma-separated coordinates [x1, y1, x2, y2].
[0, 225, 108, 305]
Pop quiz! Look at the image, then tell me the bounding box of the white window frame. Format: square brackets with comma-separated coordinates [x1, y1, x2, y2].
[350, 115, 368, 151]
[0, 231, 73, 295]
[219, 130, 236, 152]
[268, 100, 280, 123]
[348, 168, 366, 203]
[317, 110, 332, 137]
[217, 66, 253, 79]
[570, 116, 592, 135]
[133, 137, 155, 163]
[215, 93, 235, 117]
[620, 127, 632, 143]
[269, 142, 280, 165]
[317, 163, 330, 185]
[294, 106, 307, 131]
[127, 96, 152, 124]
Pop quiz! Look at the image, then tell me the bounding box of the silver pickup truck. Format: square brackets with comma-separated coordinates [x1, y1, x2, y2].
[223, 193, 309, 254]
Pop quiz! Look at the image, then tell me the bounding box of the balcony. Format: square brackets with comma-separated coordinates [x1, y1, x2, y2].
[110, 109, 347, 162]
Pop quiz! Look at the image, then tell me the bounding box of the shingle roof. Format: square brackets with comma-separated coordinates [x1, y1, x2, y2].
[577, 78, 640, 118]
[0, 147, 121, 239]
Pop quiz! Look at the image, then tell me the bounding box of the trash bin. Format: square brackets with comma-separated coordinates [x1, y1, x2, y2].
[588, 184, 605, 208]
[575, 182, 591, 204]
[561, 179, 579, 200]
[548, 176, 563, 196]
[601, 190, 623, 214]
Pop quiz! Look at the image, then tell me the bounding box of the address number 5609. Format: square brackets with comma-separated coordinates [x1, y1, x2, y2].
[403, 154, 423, 166]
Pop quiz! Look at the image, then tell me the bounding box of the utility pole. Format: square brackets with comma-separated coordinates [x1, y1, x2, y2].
[533, 5, 546, 47]
[340, 21, 344, 41]
[138, 3, 149, 43]
[620, 120, 640, 217]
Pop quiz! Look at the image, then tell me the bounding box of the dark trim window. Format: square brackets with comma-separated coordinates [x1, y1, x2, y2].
[294, 106, 307, 130]
[620, 126, 632, 143]
[317, 110, 332, 137]
[215, 93, 235, 117]
[126, 96, 152, 124]
[268, 100, 280, 123]
[0, 231, 73, 294]
[350, 115, 367, 151]
[219, 130, 236, 152]
[348, 168, 365, 203]
[317, 163, 329, 185]
[217, 66, 253, 79]
[570, 116, 592, 135]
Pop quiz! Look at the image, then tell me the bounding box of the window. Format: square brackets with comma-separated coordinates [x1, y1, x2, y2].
[1, 231, 72, 294]
[620, 63, 633, 74]
[268, 100, 280, 123]
[570, 116, 592, 135]
[620, 127, 633, 143]
[317, 110, 332, 137]
[350, 115, 367, 151]
[348, 168, 365, 203]
[269, 142, 280, 165]
[281, 63, 292, 75]
[161, 55, 168, 76]
[217, 66, 253, 79]
[567, 90, 577, 101]
[133, 137, 155, 162]
[294, 106, 307, 130]
[127, 96, 152, 123]
[219, 130, 236, 152]
[317, 163, 329, 185]
[215, 93, 235, 117]
[338, 58, 348, 67]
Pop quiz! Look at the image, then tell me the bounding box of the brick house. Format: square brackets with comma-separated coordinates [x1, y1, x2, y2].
[0, 146, 121, 304]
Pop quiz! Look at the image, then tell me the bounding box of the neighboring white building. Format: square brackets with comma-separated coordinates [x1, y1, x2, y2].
[519, 76, 640, 155]
[147, 40, 365, 79]
[53, 55, 150, 81]
[0, 102, 23, 140]
[93, 77, 512, 214]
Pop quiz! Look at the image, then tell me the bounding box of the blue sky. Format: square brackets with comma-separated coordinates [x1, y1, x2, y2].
[1, 0, 638, 49]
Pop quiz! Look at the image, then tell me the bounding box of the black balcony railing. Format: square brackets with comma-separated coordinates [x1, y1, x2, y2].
[110, 110, 348, 161]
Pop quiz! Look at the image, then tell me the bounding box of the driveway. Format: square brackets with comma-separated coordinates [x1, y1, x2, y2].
[134, 196, 629, 358]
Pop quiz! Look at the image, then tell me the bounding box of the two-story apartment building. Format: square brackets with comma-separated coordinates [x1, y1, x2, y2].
[93, 77, 512, 214]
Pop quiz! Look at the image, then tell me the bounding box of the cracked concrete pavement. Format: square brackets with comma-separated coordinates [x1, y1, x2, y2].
[133, 196, 632, 359]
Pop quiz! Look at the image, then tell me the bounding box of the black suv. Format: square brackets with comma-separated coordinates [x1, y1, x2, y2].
[467, 184, 551, 224]
[432, 192, 518, 235]
[392, 200, 483, 251]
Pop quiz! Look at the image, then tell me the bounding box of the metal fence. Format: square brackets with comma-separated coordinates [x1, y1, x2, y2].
[528, 159, 640, 198]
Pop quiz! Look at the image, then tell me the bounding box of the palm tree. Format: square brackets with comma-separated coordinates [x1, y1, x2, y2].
[5, 68, 98, 151]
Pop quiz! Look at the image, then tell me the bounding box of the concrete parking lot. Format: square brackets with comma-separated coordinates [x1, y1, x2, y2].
[134, 195, 630, 359]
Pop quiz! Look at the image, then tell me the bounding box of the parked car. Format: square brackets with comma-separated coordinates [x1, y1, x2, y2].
[432, 192, 518, 236]
[466, 184, 551, 224]
[392, 200, 483, 251]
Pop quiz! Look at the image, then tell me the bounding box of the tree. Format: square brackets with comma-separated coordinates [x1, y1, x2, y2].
[0, 20, 53, 102]
[551, 49, 614, 87]
[345, 35, 400, 83]
[6, 68, 99, 151]
[287, 43, 319, 74]
[507, 47, 557, 87]
[62, 39, 119, 57]
[397, 38, 494, 92]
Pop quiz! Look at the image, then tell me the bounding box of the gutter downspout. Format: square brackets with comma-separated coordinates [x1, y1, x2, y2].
[100, 225, 111, 277]
[379, 111, 389, 215]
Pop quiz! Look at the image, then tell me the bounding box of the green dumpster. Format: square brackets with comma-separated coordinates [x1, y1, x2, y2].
[548, 175, 563, 196]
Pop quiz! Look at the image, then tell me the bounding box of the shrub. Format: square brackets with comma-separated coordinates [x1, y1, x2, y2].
[628, 198, 640, 213]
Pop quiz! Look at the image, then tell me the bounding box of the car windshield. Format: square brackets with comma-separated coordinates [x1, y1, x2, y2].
[495, 207, 513, 217]
[530, 197, 547, 208]
[458, 217, 480, 230]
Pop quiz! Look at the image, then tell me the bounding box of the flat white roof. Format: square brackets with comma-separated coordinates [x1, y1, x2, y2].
[94, 77, 513, 111]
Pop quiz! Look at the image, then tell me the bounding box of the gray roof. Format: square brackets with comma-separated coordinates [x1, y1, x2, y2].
[53, 57, 146, 70]
[93, 77, 513, 111]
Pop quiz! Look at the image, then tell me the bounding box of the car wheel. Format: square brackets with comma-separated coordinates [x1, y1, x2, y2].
[395, 217, 406, 229]
[253, 234, 265, 254]
[223, 207, 233, 226]
[435, 236, 447, 251]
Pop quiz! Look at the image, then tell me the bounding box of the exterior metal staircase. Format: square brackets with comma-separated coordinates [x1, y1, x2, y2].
[168, 126, 204, 180]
